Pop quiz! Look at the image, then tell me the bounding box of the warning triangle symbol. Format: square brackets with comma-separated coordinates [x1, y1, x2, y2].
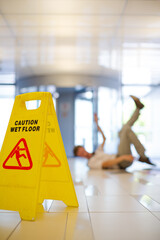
[3, 138, 33, 170]
[43, 142, 61, 167]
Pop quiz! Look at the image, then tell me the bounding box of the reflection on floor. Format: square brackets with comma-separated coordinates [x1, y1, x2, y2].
[1, 158, 160, 240]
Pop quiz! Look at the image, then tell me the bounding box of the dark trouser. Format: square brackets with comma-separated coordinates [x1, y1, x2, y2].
[117, 108, 146, 169]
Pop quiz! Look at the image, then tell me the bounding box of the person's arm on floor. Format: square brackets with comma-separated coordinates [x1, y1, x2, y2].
[94, 113, 106, 149]
[102, 155, 134, 169]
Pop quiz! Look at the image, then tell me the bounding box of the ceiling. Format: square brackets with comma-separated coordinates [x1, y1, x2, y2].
[0, 0, 160, 87]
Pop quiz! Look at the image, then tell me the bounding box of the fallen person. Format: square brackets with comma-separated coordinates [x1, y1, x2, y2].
[73, 95, 155, 169]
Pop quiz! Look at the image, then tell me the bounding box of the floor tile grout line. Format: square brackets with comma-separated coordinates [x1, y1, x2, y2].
[46, 211, 89, 213]
[131, 194, 160, 222]
[87, 212, 96, 240]
[131, 193, 160, 207]
[7, 219, 22, 240]
[84, 186, 96, 240]
[46, 210, 149, 213]
[131, 194, 160, 214]
[149, 211, 160, 222]
[84, 210, 151, 214]
[47, 200, 54, 212]
[147, 195, 160, 206]
[137, 203, 160, 222]
[107, 172, 131, 196]
[63, 212, 69, 240]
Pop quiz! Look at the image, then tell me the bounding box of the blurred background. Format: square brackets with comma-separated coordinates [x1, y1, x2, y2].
[0, 0, 160, 158]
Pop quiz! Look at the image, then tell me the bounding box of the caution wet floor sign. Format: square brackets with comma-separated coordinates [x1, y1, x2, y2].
[0, 92, 78, 220]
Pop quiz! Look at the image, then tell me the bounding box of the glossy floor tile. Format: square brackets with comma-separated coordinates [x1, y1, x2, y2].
[0, 158, 160, 239]
[147, 194, 160, 204]
[65, 213, 93, 240]
[134, 195, 160, 211]
[87, 195, 147, 212]
[0, 213, 21, 240]
[9, 213, 67, 240]
[90, 212, 160, 240]
[152, 212, 160, 220]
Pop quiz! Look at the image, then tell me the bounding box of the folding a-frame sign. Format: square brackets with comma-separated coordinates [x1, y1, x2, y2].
[0, 92, 78, 220]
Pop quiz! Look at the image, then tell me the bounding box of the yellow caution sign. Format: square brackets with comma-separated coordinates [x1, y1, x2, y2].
[0, 92, 78, 220]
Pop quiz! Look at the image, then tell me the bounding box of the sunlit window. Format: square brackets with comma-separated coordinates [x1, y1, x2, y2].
[75, 93, 93, 152]
[0, 74, 15, 84]
[98, 50, 110, 68]
[0, 85, 15, 149]
[98, 87, 119, 154]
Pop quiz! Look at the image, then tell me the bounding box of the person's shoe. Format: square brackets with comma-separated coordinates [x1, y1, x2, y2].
[130, 95, 144, 109]
[138, 157, 156, 166]
[118, 160, 133, 169]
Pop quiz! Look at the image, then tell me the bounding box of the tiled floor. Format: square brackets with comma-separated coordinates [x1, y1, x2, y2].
[1, 158, 160, 240]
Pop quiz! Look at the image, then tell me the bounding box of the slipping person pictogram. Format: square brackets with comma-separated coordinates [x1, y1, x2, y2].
[43, 142, 61, 167]
[11, 145, 27, 167]
[3, 138, 33, 170]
